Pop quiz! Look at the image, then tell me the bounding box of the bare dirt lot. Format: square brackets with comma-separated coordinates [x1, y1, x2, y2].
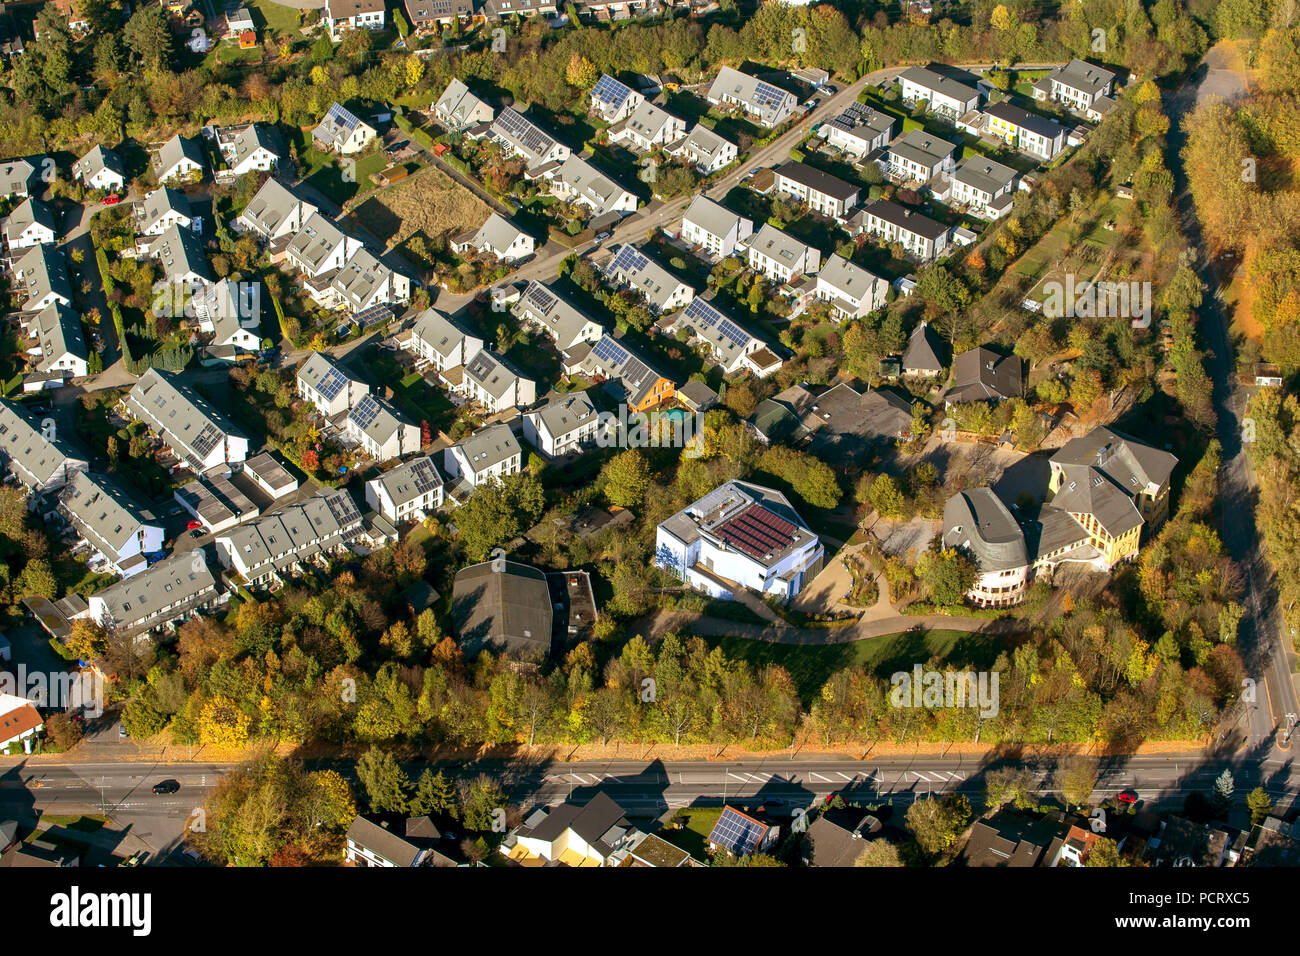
[349, 167, 491, 248]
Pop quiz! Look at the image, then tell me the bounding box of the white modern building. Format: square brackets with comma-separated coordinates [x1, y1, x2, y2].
[665, 124, 737, 174]
[898, 64, 983, 119]
[297, 351, 370, 417]
[706, 67, 797, 128]
[812, 254, 889, 320]
[512, 281, 605, 352]
[215, 490, 363, 587]
[365, 455, 444, 522]
[522, 391, 605, 458]
[123, 368, 250, 471]
[59, 471, 165, 579]
[404, 308, 484, 372]
[345, 393, 422, 462]
[680, 195, 752, 258]
[443, 423, 522, 490]
[745, 223, 820, 283]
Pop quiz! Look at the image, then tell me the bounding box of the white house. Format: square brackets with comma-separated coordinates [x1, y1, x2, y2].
[451, 213, 535, 263]
[663, 297, 782, 378]
[312, 102, 378, 156]
[194, 278, 261, 353]
[487, 108, 571, 170]
[156, 133, 206, 184]
[680, 195, 752, 258]
[123, 368, 250, 471]
[949, 155, 1019, 220]
[346, 393, 422, 462]
[88, 550, 220, 638]
[898, 64, 983, 119]
[215, 490, 363, 587]
[71, 145, 126, 193]
[404, 308, 484, 372]
[235, 178, 319, 244]
[823, 103, 897, 157]
[772, 161, 859, 221]
[59, 471, 165, 579]
[0, 694, 44, 752]
[522, 391, 605, 458]
[323, 0, 387, 40]
[512, 281, 604, 352]
[443, 423, 521, 490]
[665, 124, 738, 175]
[3, 198, 57, 251]
[0, 399, 89, 492]
[536, 155, 636, 218]
[286, 213, 363, 279]
[325, 248, 411, 314]
[589, 74, 644, 123]
[655, 479, 824, 603]
[745, 223, 820, 284]
[136, 187, 193, 237]
[434, 78, 495, 131]
[13, 244, 73, 312]
[609, 100, 686, 152]
[813, 254, 889, 320]
[1033, 58, 1118, 121]
[706, 67, 797, 128]
[604, 244, 695, 314]
[365, 455, 444, 522]
[984, 102, 1066, 162]
[459, 349, 536, 414]
[222, 124, 283, 176]
[297, 352, 370, 417]
[28, 301, 89, 380]
[880, 130, 958, 184]
[853, 200, 951, 261]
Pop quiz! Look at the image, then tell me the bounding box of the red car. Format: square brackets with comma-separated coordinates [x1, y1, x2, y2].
[1116, 791, 1138, 805]
[100, 194, 121, 205]
[185, 520, 203, 531]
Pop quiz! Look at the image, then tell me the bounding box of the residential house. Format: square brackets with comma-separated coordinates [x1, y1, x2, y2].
[745, 223, 820, 283]
[12, 245, 72, 312]
[221, 124, 283, 176]
[88, 550, 220, 638]
[364, 455, 444, 523]
[326, 247, 411, 314]
[123, 368, 250, 471]
[297, 352, 370, 416]
[71, 145, 125, 193]
[853, 200, 951, 261]
[27, 301, 89, 381]
[665, 124, 738, 174]
[707, 806, 778, 857]
[822, 103, 897, 157]
[880, 129, 958, 184]
[901, 320, 945, 377]
[136, 187, 193, 237]
[156, 133, 205, 184]
[949, 155, 1019, 220]
[214, 490, 364, 587]
[663, 297, 782, 378]
[522, 390, 605, 458]
[323, 0, 387, 39]
[193, 278, 261, 353]
[405, 0, 473, 30]
[1033, 58, 1118, 121]
[433, 77, 495, 131]
[459, 349, 536, 414]
[345, 816, 454, 867]
[451, 558, 551, 659]
[59, 472, 164, 579]
[345, 393, 422, 461]
[141, 224, 211, 290]
[680, 195, 752, 258]
[536, 154, 637, 218]
[3, 198, 56, 251]
[898, 63, 983, 119]
[609, 100, 686, 152]
[751, 382, 913, 463]
[403, 308, 484, 372]
[451, 213, 535, 262]
[604, 244, 695, 314]
[235, 178, 319, 245]
[0, 399, 88, 492]
[443, 422, 521, 489]
[804, 809, 883, 867]
[984, 102, 1066, 161]
[481, 0, 558, 17]
[226, 6, 255, 34]
[0, 158, 38, 199]
[505, 793, 640, 865]
[572, 334, 675, 412]
[812, 253, 888, 320]
[960, 810, 1072, 867]
[945, 345, 1022, 404]
[512, 281, 605, 351]
[286, 213, 363, 279]
[772, 161, 859, 221]
[706, 67, 797, 128]
[589, 74, 644, 123]
[486, 107, 571, 170]
[0, 694, 43, 752]
[312, 102, 379, 155]
[655, 479, 824, 602]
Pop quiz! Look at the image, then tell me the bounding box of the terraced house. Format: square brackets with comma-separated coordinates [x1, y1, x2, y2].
[214, 491, 364, 587]
[123, 368, 250, 471]
[983, 102, 1066, 161]
[59, 472, 165, 579]
[88, 550, 220, 638]
[1033, 58, 1118, 122]
[0, 399, 88, 492]
[772, 161, 859, 221]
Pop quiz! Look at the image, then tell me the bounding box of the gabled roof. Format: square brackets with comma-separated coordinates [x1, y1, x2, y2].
[90, 550, 217, 632]
[708, 806, 772, 855]
[946, 346, 1022, 402]
[773, 160, 859, 201]
[859, 199, 950, 241]
[313, 103, 374, 149]
[898, 63, 982, 102]
[72, 144, 124, 182]
[238, 178, 317, 237]
[33, 301, 87, 371]
[410, 307, 481, 359]
[682, 194, 745, 239]
[463, 213, 528, 256]
[124, 368, 247, 468]
[514, 792, 632, 857]
[532, 390, 599, 440]
[147, 223, 210, 284]
[371, 454, 442, 507]
[138, 186, 192, 232]
[984, 101, 1062, 139]
[227, 124, 281, 168]
[747, 222, 813, 266]
[513, 280, 600, 347]
[816, 254, 884, 305]
[346, 816, 424, 867]
[434, 77, 491, 126]
[463, 349, 529, 401]
[3, 197, 56, 245]
[157, 133, 205, 177]
[605, 244, 690, 311]
[60, 471, 156, 556]
[13, 244, 72, 308]
[902, 320, 944, 372]
[617, 99, 679, 140]
[452, 422, 520, 473]
[549, 154, 631, 215]
[671, 123, 735, 161]
[0, 399, 86, 487]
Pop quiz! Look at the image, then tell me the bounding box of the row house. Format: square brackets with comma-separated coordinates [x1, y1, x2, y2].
[215, 490, 363, 587]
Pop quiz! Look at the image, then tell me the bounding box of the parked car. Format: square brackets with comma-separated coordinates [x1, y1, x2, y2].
[152, 779, 180, 794]
[186, 519, 202, 531]
[100, 194, 121, 205]
[190, 528, 204, 539]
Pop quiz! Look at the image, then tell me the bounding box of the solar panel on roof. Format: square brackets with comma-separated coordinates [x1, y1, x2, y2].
[324, 102, 358, 132]
[315, 365, 348, 401]
[349, 394, 380, 430]
[325, 491, 360, 526]
[621, 356, 649, 384]
[191, 423, 222, 459]
[496, 109, 554, 156]
[592, 74, 632, 110]
[753, 81, 788, 110]
[716, 318, 751, 349]
[592, 336, 629, 367]
[525, 282, 555, 313]
[709, 808, 768, 856]
[609, 244, 649, 277]
[355, 303, 393, 329]
[410, 458, 441, 494]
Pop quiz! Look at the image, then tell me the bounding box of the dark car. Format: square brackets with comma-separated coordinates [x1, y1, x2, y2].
[190, 528, 204, 539]
[152, 779, 180, 795]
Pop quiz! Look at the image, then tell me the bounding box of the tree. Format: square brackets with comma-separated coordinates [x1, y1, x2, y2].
[45, 712, 84, 751]
[411, 769, 459, 819]
[854, 840, 903, 866]
[983, 767, 1039, 811]
[565, 53, 598, 89]
[454, 473, 545, 560]
[1213, 768, 1234, 810]
[1055, 758, 1099, 808]
[905, 793, 971, 857]
[991, 4, 1015, 30]
[461, 774, 506, 832]
[124, 5, 174, 72]
[916, 548, 975, 607]
[355, 747, 412, 813]
[868, 474, 905, 518]
[1085, 837, 1127, 867]
[1246, 786, 1272, 825]
[601, 449, 650, 508]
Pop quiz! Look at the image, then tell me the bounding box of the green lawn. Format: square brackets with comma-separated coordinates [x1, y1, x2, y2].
[661, 807, 722, 861]
[299, 147, 390, 205]
[701, 628, 1010, 706]
[247, 0, 302, 36]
